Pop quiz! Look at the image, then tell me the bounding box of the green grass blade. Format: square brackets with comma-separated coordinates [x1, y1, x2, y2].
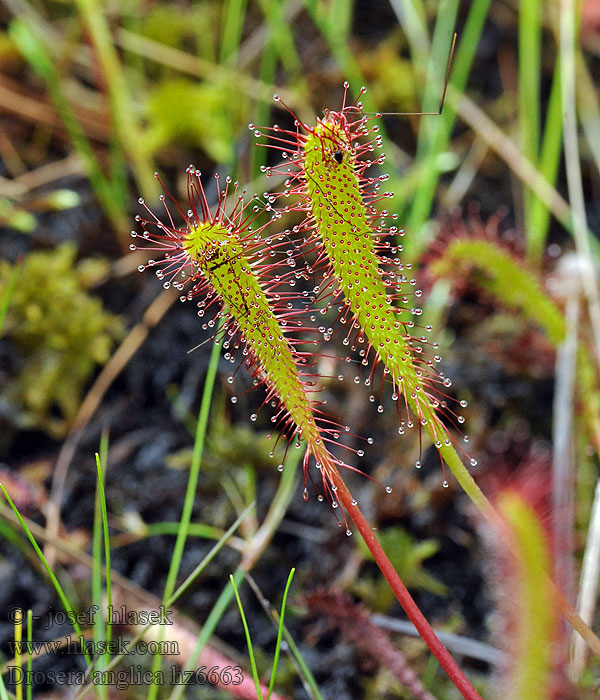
[279, 614, 325, 700]
[165, 410, 299, 699]
[245, 572, 325, 700]
[390, 0, 429, 72]
[0, 486, 92, 667]
[78, 508, 253, 699]
[26, 609, 32, 700]
[413, 1, 460, 158]
[14, 608, 22, 700]
[231, 574, 264, 700]
[240, 447, 300, 570]
[93, 432, 112, 694]
[166, 570, 245, 700]
[257, 0, 301, 74]
[404, 0, 492, 258]
[527, 59, 563, 261]
[162, 331, 222, 600]
[327, 0, 352, 37]
[147, 326, 222, 700]
[302, 0, 368, 104]
[92, 454, 105, 698]
[267, 568, 295, 699]
[219, 0, 248, 64]
[518, 0, 542, 229]
[165, 501, 255, 607]
[8, 19, 125, 232]
[251, 0, 304, 177]
[167, 453, 301, 698]
[73, 0, 157, 201]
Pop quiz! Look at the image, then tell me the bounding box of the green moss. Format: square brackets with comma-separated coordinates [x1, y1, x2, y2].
[0, 244, 123, 437]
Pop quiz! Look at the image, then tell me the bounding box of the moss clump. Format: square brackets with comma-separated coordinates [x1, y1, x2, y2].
[0, 244, 123, 437]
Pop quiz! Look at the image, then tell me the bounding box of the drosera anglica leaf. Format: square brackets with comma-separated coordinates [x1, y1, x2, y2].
[255, 85, 489, 503]
[132, 166, 381, 514]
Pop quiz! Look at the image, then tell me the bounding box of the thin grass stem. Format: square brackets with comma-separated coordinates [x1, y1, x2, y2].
[404, 0, 492, 259]
[518, 0, 541, 231]
[26, 609, 32, 700]
[92, 440, 111, 699]
[73, 0, 157, 201]
[8, 19, 126, 233]
[244, 571, 326, 700]
[231, 575, 264, 700]
[0, 487, 93, 668]
[146, 324, 223, 700]
[527, 59, 563, 261]
[267, 568, 295, 699]
[219, 0, 248, 64]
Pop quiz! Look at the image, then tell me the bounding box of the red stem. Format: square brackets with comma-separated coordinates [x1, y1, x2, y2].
[331, 471, 483, 700]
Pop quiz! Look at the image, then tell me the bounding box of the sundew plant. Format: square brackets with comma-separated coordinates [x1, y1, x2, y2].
[2, 2, 600, 700]
[254, 85, 490, 513]
[133, 165, 482, 698]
